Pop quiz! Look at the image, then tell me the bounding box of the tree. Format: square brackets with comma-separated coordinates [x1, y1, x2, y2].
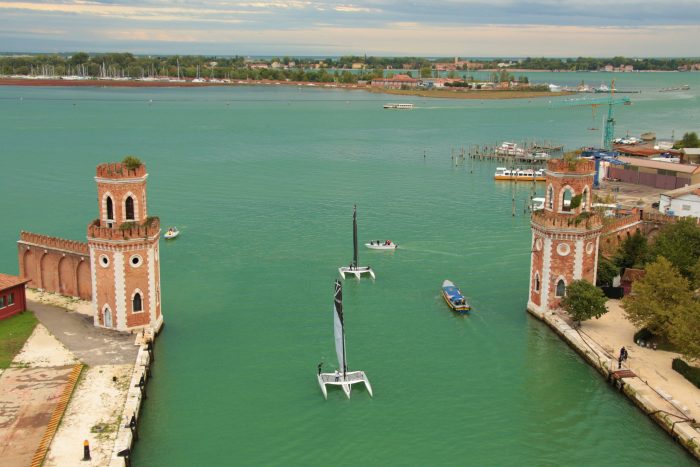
[673, 131, 699, 149]
[668, 301, 700, 361]
[122, 156, 142, 170]
[651, 218, 700, 278]
[596, 256, 619, 287]
[614, 231, 649, 270]
[420, 66, 432, 78]
[560, 280, 608, 326]
[622, 256, 692, 338]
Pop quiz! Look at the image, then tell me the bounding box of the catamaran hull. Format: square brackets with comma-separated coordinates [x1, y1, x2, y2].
[318, 371, 373, 399]
[339, 266, 375, 279]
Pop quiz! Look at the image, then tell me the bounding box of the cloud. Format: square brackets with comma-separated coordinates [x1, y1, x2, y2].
[0, 0, 698, 54]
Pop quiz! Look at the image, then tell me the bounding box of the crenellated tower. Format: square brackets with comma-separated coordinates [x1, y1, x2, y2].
[527, 159, 602, 316]
[87, 162, 163, 331]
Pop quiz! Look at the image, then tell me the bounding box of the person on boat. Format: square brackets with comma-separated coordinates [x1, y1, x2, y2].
[334, 370, 340, 382]
[317, 362, 323, 375]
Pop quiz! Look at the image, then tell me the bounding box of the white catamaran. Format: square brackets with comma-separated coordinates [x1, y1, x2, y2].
[318, 280, 373, 399]
[339, 205, 375, 279]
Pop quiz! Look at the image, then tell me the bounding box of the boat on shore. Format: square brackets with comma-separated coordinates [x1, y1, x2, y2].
[383, 103, 414, 109]
[365, 240, 397, 250]
[494, 167, 546, 181]
[441, 280, 470, 312]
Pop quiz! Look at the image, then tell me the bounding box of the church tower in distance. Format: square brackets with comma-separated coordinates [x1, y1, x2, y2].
[527, 159, 602, 316]
[87, 161, 163, 332]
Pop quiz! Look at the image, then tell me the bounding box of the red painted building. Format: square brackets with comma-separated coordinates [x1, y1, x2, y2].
[0, 273, 30, 320]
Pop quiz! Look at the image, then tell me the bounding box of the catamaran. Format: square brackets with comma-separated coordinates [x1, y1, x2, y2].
[339, 205, 375, 279]
[318, 280, 373, 399]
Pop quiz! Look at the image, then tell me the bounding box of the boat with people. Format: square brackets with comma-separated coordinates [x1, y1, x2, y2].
[383, 103, 414, 109]
[317, 280, 373, 399]
[339, 206, 375, 279]
[365, 240, 398, 250]
[164, 227, 179, 239]
[441, 280, 471, 312]
[494, 167, 546, 182]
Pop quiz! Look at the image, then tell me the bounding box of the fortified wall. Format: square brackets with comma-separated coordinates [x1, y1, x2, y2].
[17, 231, 91, 300]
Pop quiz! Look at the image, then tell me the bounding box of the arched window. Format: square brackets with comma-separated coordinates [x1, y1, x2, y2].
[103, 305, 112, 328]
[556, 279, 566, 297]
[534, 273, 541, 292]
[547, 185, 554, 210]
[581, 187, 589, 211]
[561, 188, 574, 212]
[106, 196, 114, 221]
[125, 196, 135, 221]
[133, 292, 143, 312]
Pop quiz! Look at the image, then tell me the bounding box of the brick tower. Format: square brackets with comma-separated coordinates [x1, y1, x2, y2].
[87, 162, 163, 332]
[527, 159, 602, 316]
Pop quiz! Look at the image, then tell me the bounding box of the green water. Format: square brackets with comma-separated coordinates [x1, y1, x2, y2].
[1, 73, 699, 466]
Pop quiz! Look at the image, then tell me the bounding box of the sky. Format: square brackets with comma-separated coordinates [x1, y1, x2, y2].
[1, 0, 699, 56]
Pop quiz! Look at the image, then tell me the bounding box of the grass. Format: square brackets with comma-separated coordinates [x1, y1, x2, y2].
[0, 310, 38, 369]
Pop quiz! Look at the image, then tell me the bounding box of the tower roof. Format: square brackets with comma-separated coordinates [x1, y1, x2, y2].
[96, 162, 146, 179]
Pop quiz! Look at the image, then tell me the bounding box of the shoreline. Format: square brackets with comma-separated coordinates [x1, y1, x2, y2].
[527, 302, 700, 461]
[0, 77, 567, 99]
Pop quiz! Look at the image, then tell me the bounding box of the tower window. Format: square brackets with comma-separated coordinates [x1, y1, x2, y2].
[106, 196, 114, 221]
[547, 185, 553, 210]
[133, 292, 143, 312]
[556, 279, 566, 297]
[534, 274, 540, 292]
[125, 196, 135, 220]
[561, 188, 573, 212]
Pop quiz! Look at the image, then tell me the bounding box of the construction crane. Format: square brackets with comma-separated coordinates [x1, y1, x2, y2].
[554, 81, 631, 150]
[553, 81, 632, 187]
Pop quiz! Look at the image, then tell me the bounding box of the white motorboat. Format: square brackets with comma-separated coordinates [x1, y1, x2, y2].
[383, 103, 414, 109]
[365, 240, 397, 250]
[164, 227, 179, 239]
[317, 280, 373, 399]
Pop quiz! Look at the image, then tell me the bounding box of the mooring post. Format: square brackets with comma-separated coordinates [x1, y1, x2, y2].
[82, 439, 91, 461]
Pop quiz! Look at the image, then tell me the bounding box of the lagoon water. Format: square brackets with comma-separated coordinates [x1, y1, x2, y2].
[1, 72, 699, 465]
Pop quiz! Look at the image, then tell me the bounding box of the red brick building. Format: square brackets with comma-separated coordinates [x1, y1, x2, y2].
[0, 273, 30, 320]
[17, 161, 163, 332]
[528, 160, 602, 315]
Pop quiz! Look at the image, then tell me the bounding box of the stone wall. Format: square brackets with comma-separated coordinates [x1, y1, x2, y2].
[17, 232, 91, 300]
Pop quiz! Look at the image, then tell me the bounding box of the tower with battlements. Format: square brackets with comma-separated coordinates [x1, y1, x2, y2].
[527, 159, 602, 316]
[88, 162, 163, 331]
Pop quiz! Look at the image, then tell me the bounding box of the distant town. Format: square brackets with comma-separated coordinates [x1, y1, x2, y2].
[1, 53, 699, 86]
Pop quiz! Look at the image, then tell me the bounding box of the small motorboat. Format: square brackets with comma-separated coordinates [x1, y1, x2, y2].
[365, 240, 398, 250]
[441, 280, 470, 312]
[164, 227, 179, 239]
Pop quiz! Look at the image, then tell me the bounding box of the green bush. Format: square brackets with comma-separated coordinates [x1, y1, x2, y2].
[672, 358, 700, 389]
[122, 155, 142, 170]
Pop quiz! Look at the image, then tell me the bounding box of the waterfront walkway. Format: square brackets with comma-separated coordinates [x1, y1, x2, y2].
[534, 300, 700, 459]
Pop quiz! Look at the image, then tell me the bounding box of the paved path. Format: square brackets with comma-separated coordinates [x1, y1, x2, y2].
[0, 366, 74, 467]
[28, 301, 138, 366]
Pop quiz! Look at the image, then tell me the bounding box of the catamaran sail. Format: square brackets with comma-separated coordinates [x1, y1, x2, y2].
[333, 280, 347, 376]
[317, 280, 373, 399]
[339, 205, 375, 279]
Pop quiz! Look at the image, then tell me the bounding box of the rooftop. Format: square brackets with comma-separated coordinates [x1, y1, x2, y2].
[660, 182, 700, 199]
[618, 156, 700, 174]
[0, 273, 30, 291]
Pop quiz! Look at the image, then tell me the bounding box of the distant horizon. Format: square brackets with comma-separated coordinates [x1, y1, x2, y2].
[1, 51, 699, 61]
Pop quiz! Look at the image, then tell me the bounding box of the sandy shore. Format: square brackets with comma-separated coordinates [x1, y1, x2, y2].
[0, 77, 567, 99]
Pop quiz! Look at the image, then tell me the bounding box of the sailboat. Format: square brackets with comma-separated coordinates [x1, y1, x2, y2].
[338, 205, 375, 279]
[318, 280, 373, 399]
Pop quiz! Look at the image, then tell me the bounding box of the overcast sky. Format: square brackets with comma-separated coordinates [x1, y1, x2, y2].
[1, 0, 699, 56]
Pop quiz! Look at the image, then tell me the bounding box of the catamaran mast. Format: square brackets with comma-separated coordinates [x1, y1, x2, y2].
[352, 205, 358, 269]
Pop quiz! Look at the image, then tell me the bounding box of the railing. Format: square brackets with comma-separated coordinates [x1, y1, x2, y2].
[87, 217, 160, 240]
[531, 211, 602, 230]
